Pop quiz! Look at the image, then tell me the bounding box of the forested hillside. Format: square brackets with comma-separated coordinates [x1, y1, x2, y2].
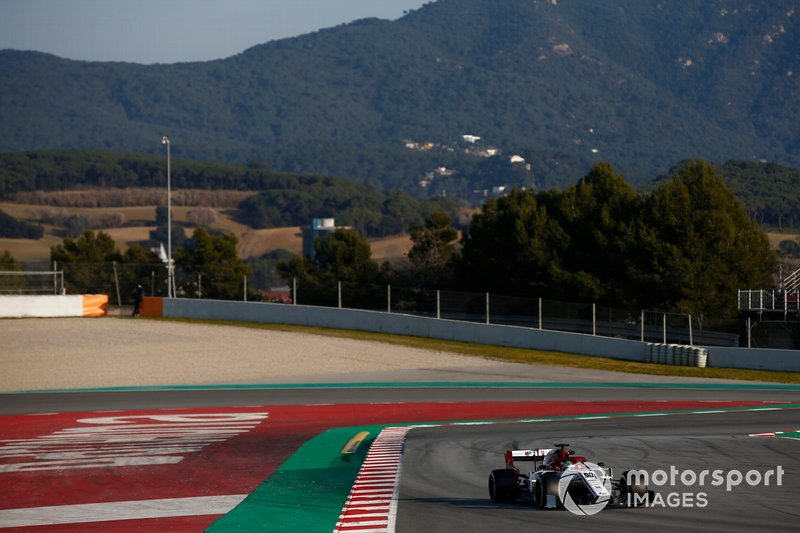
[0, 150, 458, 237]
[714, 161, 800, 229]
[3, 150, 798, 231]
[1, 0, 797, 195]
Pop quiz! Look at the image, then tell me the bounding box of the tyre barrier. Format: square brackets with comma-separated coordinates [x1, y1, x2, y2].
[646, 343, 708, 367]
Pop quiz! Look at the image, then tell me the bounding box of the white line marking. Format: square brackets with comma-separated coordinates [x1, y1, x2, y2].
[335, 426, 410, 533]
[0, 495, 246, 528]
[335, 528, 389, 533]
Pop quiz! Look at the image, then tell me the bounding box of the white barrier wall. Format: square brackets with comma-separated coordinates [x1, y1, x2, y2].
[164, 299, 647, 362]
[0, 295, 108, 318]
[162, 298, 800, 372]
[705, 346, 800, 371]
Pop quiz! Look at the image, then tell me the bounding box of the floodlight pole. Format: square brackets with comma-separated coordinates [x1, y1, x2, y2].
[162, 136, 173, 298]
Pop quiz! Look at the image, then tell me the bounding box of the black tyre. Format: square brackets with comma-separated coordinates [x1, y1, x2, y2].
[533, 472, 560, 508]
[533, 479, 545, 507]
[619, 470, 648, 506]
[488, 469, 518, 503]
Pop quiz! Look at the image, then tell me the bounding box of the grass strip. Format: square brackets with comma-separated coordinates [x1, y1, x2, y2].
[207, 425, 386, 532]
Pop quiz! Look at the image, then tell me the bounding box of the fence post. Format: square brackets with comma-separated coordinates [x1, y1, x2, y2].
[387, 285, 391, 313]
[437, 290, 441, 319]
[338, 281, 342, 309]
[663, 313, 667, 344]
[243, 275, 247, 302]
[53, 260, 58, 295]
[293, 277, 297, 305]
[538, 297, 542, 330]
[112, 261, 121, 307]
[592, 303, 596, 335]
[151, 271, 155, 296]
[198, 273, 202, 299]
[688, 314, 693, 346]
[486, 292, 490, 324]
[640, 310, 644, 342]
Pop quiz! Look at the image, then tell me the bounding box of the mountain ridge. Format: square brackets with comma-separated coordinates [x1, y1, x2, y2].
[1, 0, 797, 193]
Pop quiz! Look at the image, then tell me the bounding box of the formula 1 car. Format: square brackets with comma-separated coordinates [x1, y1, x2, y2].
[488, 444, 653, 509]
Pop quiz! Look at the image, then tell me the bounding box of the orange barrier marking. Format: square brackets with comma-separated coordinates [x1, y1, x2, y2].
[140, 297, 164, 317]
[81, 294, 108, 317]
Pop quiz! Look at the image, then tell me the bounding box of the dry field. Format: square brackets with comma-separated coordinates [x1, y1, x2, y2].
[766, 231, 800, 248]
[370, 234, 413, 262]
[237, 227, 303, 257]
[0, 234, 63, 263]
[1, 202, 412, 263]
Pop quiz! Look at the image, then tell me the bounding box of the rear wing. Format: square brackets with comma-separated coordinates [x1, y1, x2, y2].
[505, 448, 551, 469]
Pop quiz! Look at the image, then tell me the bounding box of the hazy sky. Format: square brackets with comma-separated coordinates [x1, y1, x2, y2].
[0, 0, 429, 64]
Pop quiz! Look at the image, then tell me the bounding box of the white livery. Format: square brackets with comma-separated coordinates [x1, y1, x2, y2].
[488, 443, 653, 510]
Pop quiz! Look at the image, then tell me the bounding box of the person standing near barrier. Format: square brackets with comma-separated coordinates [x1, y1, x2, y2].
[132, 285, 144, 317]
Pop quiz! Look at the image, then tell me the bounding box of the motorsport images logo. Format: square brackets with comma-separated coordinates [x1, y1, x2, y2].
[558, 464, 785, 516]
[623, 465, 785, 509]
[557, 461, 612, 516]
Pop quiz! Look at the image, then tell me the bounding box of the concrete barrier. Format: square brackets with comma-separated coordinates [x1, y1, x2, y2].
[152, 298, 800, 372]
[162, 298, 647, 362]
[705, 346, 799, 371]
[0, 295, 108, 318]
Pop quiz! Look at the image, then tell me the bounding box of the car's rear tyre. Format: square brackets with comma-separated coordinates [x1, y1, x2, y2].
[533, 472, 560, 507]
[619, 470, 648, 506]
[488, 469, 518, 503]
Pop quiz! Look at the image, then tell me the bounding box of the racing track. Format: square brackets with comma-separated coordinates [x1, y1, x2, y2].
[396, 408, 800, 532]
[3, 386, 800, 531]
[3, 316, 800, 531]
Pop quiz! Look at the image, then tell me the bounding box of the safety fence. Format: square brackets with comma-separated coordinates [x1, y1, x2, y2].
[1, 263, 748, 347]
[288, 282, 739, 347]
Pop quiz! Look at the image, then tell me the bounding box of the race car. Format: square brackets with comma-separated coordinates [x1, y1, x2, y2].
[487, 443, 652, 509]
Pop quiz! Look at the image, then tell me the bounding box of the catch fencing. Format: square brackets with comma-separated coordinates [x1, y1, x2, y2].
[291, 282, 739, 347]
[3, 262, 745, 347]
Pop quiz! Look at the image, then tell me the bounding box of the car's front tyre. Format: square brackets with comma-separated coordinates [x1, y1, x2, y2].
[619, 470, 649, 506]
[533, 472, 560, 508]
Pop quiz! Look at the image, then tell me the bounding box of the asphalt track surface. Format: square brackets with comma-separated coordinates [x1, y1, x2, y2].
[4, 318, 800, 531]
[397, 408, 800, 533]
[4, 387, 800, 532]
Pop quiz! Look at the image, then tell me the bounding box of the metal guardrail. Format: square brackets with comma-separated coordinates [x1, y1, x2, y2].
[7, 263, 741, 347]
[783, 267, 800, 293]
[738, 289, 799, 314]
[0, 270, 64, 294]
